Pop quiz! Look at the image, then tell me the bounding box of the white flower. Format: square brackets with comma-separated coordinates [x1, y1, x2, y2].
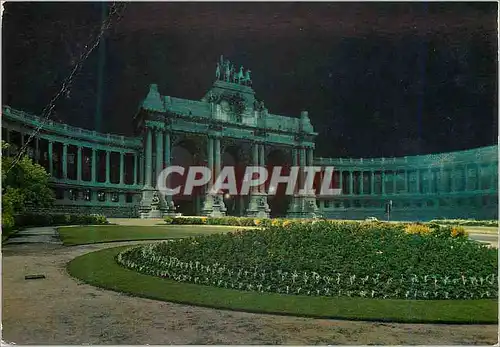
[349, 275, 356, 285]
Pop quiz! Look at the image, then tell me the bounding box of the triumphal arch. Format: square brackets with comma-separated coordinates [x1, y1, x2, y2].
[134, 56, 319, 218]
[2, 55, 498, 220]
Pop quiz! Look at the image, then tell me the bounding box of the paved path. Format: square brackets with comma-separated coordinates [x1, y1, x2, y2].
[4, 226, 62, 245]
[469, 233, 498, 247]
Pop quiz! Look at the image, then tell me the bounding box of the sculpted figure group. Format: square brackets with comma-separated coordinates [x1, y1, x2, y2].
[216, 55, 252, 86]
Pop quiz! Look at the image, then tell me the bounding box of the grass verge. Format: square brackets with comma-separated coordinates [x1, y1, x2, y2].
[58, 225, 236, 246]
[67, 245, 498, 324]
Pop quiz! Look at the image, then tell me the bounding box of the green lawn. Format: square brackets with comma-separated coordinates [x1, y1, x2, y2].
[58, 225, 239, 245]
[67, 245, 498, 324]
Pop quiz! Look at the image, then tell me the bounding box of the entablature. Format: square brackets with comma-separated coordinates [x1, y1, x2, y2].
[2, 105, 142, 150]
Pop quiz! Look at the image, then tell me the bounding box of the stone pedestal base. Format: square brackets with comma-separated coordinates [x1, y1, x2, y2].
[139, 187, 155, 219]
[163, 198, 178, 217]
[201, 193, 227, 217]
[139, 186, 179, 219]
[141, 207, 163, 219]
[286, 194, 321, 219]
[245, 193, 270, 218]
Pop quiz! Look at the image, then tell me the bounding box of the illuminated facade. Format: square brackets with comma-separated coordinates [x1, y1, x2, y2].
[2, 60, 498, 220]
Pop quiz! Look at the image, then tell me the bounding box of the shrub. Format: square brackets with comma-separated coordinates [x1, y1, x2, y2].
[12, 213, 108, 229]
[450, 226, 468, 238]
[404, 224, 432, 236]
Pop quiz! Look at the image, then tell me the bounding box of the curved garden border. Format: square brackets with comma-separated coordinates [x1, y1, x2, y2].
[67, 245, 498, 324]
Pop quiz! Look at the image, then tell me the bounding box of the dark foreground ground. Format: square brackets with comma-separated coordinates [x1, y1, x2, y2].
[2, 240, 498, 345]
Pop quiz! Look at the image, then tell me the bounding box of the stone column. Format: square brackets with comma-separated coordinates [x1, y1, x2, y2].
[155, 129, 164, 186]
[490, 164, 495, 190]
[299, 147, 306, 193]
[120, 152, 125, 185]
[259, 143, 265, 193]
[145, 129, 153, 187]
[450, 167, 455, 192]
[440, 165, 446, 192]
[307, 147, 314, 166]
[349, 171, 353, 195]
[139, 154, 144, 185]
[215, 137, 221, 182]
[474, 164, 480, 191]
[62, 143, 68, 179]
[404, 170, 408, 192]
[307, 147, 314, 194]
[339, 169, 343, 193]
[91, 148, 97, 183]
[105, 150, 110, 184]
[371, 171, 375, 195]
[252, 142, 259, 194]
[382, 171, 386, 195]
[77, 146, 82, 181]
[48, 141, 53, 176]
[428, 168, 433, 194]
[464, 165, 469, 191]
[133, 153, 138, 185]
[292, 147, 298, 193]
[207, 137, 214, 190]
[360, 171, 364, 195]
[164, 131, 173, 207]
[164, 132, 171, 167]
[416, 169, 420, 194]
[393, 171, 397, 194]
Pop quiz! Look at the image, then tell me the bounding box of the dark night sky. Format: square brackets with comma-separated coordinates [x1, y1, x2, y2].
[2, 2, 498, 158]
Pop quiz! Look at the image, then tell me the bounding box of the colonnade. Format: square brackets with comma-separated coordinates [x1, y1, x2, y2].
[4, 128, 140, 186]
[334, 164, 496, 196]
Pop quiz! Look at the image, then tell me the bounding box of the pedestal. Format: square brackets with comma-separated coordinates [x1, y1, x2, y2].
[201, 193, 227, 217]
[139, 186, 155, 219]
[286, 194, 321, 219]
[139, 187, 178, 218]
[245, 193, 270, 218]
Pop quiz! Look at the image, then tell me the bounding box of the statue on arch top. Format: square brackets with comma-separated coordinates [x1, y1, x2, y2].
[243, 69, 252, 86]
[216, 62, 221, 80]
[225, 60, 231, 82]
[237, 66, 244, 84]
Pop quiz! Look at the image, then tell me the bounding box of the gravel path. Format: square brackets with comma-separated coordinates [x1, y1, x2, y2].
[2, 239, 498, 345]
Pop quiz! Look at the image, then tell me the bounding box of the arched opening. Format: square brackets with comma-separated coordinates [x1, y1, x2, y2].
[266, 149, 292, 217]
[221, 145, 249, 216]
[171, 141, 197, 215]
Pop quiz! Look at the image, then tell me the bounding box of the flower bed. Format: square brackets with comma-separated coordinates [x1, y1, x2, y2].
[117, 221, 497, 300]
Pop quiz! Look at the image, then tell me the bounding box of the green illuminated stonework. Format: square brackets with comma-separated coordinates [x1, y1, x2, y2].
[2, 59, 498, 220]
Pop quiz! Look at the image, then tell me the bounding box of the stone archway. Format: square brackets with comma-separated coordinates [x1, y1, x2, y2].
[171, 139, 198, 216]
[221, 151, 238, 215]
[266, 148, 292, 217]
